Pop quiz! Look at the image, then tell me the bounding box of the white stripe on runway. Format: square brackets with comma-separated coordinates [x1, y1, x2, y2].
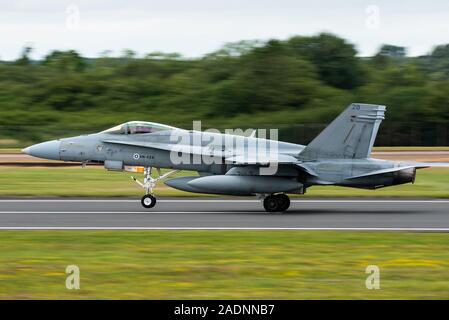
[0, 199, 449, 203]
[0, 227, 448, 231]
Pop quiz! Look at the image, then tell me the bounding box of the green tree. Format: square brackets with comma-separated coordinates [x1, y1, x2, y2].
[209, 40, 320, 115]
[14, 46, 33, 66]
[378, 45, 407, 58]
[431, 44, 449, 59]
[43, 50, 86, 72]
[287, 33, 364, 89]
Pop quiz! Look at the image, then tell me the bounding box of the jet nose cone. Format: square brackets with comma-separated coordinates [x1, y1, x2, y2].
[23, 140, 61, 160]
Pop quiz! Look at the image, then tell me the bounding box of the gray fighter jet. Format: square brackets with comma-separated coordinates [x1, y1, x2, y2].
[23, 103, 449, 212]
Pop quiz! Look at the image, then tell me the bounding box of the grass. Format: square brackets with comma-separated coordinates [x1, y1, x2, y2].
[0, 230, 449, 299]
[0, 139, 23, 149]
[0, 167, 200, 197]
[0, 148, 21, 154]
[1, 167, 449, 198]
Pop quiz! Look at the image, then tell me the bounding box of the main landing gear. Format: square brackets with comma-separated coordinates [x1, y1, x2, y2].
[131, 167, 179, 209]
[263, 194, 290, 212]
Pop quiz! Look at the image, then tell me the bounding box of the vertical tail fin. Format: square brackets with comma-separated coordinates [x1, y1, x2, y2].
[299, 103, 386, 160]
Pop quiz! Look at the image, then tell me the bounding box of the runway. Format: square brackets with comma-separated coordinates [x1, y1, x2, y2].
[1, 198, 449, 231]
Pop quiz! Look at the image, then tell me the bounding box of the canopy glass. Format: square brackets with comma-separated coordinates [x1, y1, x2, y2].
[101, 121, 175, 134]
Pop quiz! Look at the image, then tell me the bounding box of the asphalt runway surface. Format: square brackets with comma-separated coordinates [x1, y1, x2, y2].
[1, 198, 449, 231]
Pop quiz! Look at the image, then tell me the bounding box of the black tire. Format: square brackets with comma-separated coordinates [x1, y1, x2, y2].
[263, 195, 280, 212]
[276, 194, 290, 211]
[141, 194, 157, 209]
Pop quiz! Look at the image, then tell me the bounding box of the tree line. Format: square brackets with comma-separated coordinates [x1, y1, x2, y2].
[1, 33, 449, 145]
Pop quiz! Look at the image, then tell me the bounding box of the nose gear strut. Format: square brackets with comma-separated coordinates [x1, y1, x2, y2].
[131, 167, 179, 209]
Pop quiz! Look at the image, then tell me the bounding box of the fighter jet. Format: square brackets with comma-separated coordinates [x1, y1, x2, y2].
[23, 103, 449, 212]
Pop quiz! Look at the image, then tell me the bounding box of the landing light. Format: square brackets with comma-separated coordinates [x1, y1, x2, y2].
[124, 166, 145, 173]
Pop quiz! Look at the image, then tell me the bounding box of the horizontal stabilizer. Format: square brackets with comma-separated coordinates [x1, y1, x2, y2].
[407, 162, 449, 169]
[345, 166, 415, 180]
[346, 162, 449, 180]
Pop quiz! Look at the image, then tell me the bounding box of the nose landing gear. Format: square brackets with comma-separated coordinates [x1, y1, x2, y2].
[131, 167, 179, 209]
[263, 194, 290, 212]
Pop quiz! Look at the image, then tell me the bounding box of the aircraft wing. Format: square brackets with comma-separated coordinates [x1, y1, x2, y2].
[104, 140, 307, 166]
[225, 154, 321, 177]
[295, 163, 319, 176]
[224, 154, 299, 165]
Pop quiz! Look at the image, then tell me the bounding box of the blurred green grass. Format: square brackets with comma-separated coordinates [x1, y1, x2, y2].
[1, 167, 449, 198]
[0, 148, 22, 154]
[1, 231, 449, 299]
[0, 167, 199, 197]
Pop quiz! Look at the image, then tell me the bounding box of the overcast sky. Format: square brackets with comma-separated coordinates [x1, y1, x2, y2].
[1, 0, 449, 60]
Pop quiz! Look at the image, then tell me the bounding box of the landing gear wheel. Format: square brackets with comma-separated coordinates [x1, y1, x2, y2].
[276, 194, 290, 212]
[263, 194, 290, 212]
[141, 194, 157, 209]
[263, 195, 280, 212]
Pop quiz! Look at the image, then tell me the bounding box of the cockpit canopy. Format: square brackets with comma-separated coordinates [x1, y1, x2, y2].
[101, 121, 176, 134]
